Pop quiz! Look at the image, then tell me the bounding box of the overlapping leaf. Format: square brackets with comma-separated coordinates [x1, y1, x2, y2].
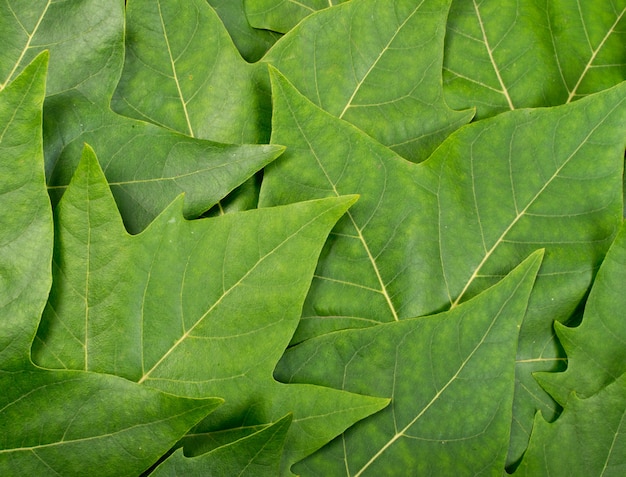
[515, 372, 626, 477]
[208, 0, 281, 62]
[113, 0, 270, 145]
[443, 0, 626, 118]
[260, 69, 626, 464]
[245, 0, 350, 33]
[0, 0, 281, 233]
[0, 52, 220, 477]
[152, 414, 292, 476]
[33, 144, 387, 473]
[263, 0, 473, 162]
[533, 222, 626, 406]
[275, 251, 541, 475]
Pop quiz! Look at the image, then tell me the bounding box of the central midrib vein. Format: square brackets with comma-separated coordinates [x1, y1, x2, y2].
[338, 0, 425, 119]
[566, 6, 626, 103]
[473, 0, 515, 110]
[157, 0, 195, 137]
[450, 98, 624, 308]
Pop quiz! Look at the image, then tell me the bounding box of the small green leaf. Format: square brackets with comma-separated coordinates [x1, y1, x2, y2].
[263, 0, 473, 162]
[277, 251, 542, 475]
[152, 414, 292, 476]
[535, 222, 626, 405]
[245, 0, 350, 33]
[515, 372, 626, 477]
[208, 0, 281, 62]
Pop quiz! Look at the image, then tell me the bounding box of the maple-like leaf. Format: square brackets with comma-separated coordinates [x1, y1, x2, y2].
[33, 143, 388, 473]
[534, 222, 626, 406]
[0, 51, 220, 477]
[263, 0, 473, 162]
[515, 372, 626, 477]
[275, 250, 542, 475]
[260, 68, 626, 465]
[1, 0, 281, 233]
[443, 0, 626, 118]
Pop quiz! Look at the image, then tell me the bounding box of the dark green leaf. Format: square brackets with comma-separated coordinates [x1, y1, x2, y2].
[152, 414, 292, 476]
[245, 0, 350, 33]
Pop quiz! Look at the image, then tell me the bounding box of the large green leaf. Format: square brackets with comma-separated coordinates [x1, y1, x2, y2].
[0, 52, 220, 477]
[275, 250, 542, 475]
[208, 0, 281, 62]
[0, 0, 281, 233]
[443, 0, 626, 118]
[33, 145, 388, 473]
[534, 222, 626, 406]
[244, 0, 350, 33]
[260, 69, 626, 465]
[152, 414, 292, 476]
[515, 372, 626, 477]
[113, 0, 269, 145]
[263, 0, 473, 162]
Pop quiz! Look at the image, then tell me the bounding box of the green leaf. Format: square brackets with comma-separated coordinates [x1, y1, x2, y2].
[152, 414, 292, 476]
[0, 0, 282, 233]
[263, 0, 473, 162]
[0, 52, 220, 477]
[112, 0, 269, 144]
[443, 0, 626, 118]
[244, 0, 351, 33]
[0, 371, 221, 477]
[515, 372, 626, 477]
[0, 51, 51, 369]
[534, 222, 626, 406]
[276, 250, 542, 476]
[208, 0, 281, 63]
[33, 145, 388, 473]
[260, 69, 626, 465]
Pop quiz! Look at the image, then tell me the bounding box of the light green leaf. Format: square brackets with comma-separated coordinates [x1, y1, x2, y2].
[208, 0, 281, 63]
[33, 146, 388, 473]
[245, 0, 351, 33]
[263, 0, 473, 162]
[0, 51, 51, 369]
[153, 414, 292, 476]
[1, 0, 282, 233]
[515, 372, 626, 477]
[443, 0, 626, 118]
[0, 52, 221, 477]
[113, 0, 269, 144]
[276, 251, 542, 476]
[534, 222, 626, 406]
[260, 69, 626, 465]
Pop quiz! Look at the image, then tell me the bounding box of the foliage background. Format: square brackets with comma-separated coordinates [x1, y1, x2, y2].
[0, 0, 625, 475]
